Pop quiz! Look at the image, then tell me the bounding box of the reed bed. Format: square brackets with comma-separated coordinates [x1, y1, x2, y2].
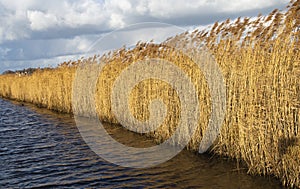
[0, 0, 299, 187]
[0, 66, 75, 113]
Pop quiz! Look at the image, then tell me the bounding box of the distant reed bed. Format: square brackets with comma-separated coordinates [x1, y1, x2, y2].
[0, 0, 299, 187]
[0, 66, 75, 113]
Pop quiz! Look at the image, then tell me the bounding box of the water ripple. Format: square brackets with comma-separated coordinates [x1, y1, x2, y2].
[0, 98, 284, 188]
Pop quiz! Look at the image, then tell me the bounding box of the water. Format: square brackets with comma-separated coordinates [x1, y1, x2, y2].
[0, 98, 284, 188]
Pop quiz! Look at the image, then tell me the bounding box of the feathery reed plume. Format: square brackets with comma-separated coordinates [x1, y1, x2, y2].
[0, 1, 299, 187]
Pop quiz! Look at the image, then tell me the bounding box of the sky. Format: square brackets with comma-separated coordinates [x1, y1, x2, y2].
[0, 0, 290, 73]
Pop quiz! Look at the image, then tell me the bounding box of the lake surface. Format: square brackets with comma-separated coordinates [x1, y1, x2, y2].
[0, 98, 284, 188]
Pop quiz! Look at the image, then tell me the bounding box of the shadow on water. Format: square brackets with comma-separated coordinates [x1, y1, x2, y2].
[0, 98, 285, 188]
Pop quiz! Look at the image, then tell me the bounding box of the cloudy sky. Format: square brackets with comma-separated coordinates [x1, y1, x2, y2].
[0, 0, 289, 73]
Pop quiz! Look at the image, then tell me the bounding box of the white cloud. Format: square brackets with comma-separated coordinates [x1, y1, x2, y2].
[0, 6, 29, 42]
[218, 0, 282, 12]
[27, 10, 58, 30]
[0, 0, 290, 72]
[105, 0, 132, 13]
[62, 0, 107, 28]
[136, 0, 149, 14]
[109, 13, 125, 28]
[0, 0, 289, 42]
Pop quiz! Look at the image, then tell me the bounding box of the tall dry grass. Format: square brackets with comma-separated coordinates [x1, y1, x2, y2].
[0, 0, 299, 187]
[0, 66, 75, 113]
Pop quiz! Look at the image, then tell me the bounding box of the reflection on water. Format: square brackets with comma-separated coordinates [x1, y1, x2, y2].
[0, 99, 284, 188]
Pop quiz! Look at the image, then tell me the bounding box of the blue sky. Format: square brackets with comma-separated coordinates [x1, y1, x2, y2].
[0, 0, 289, 73]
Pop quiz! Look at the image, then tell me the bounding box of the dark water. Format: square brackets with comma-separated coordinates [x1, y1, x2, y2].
[0, 98, 284, 188]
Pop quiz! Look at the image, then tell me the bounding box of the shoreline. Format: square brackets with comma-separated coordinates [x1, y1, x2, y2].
[0, 97, 286, 188]
[0, 2, 299, 187]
